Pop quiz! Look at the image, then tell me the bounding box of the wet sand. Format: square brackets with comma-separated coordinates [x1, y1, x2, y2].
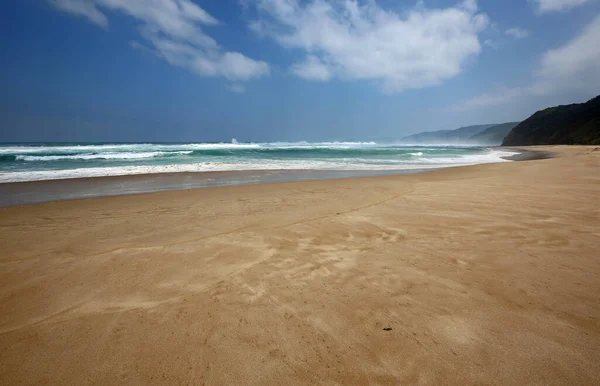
[0, 168, 429, 207]
[1, 145, 599, 384]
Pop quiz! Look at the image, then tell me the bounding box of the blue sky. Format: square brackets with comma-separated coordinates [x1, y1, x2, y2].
[1, 0, 599, 142]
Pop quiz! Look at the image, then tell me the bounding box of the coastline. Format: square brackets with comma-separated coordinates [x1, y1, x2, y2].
[0, 147, 543, 207]
[1, 145, 599, 384]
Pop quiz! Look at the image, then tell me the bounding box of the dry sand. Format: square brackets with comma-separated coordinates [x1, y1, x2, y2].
[1, 146, 599, 385]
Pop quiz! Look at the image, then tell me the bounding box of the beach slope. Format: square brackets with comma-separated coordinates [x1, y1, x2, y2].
[1, 146, 599, 384]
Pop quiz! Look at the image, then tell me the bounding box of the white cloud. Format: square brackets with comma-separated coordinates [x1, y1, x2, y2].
[49, 0, 269, 82]
[533, 0, 596, 13]
[50, 0, 108, 28]
[291, 55, 332, 81]
[533, 13, 600, 92]
[505, 27, 530, 39]
[450, 14, 600, 110]
[483, 39, 498, 49]
[220, 52, 270, 81]
[246, 0, 489, 92]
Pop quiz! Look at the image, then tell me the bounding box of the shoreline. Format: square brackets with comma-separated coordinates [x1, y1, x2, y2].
[0, 147, 546, 207]
[0, 168, 431, 207]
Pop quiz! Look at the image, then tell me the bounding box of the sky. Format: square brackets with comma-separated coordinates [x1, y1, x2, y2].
[1, 0, 599, 143]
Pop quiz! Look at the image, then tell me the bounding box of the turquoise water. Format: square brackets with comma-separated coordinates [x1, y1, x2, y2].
[0, 142, 516, 182]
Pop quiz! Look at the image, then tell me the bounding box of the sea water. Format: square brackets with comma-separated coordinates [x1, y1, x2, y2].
[0, 142, 518, 183]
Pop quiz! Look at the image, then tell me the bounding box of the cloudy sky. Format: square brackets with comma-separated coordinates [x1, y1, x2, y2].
[1, 0, 599, 142]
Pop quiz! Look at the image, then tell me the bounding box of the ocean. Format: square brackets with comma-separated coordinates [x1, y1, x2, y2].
[0, 142, 517, 183]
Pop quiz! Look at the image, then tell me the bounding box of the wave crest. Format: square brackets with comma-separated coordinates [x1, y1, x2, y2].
[16, 151, 193, 161]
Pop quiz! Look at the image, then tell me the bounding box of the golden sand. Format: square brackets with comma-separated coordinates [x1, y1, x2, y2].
[1, 146, 599, 384]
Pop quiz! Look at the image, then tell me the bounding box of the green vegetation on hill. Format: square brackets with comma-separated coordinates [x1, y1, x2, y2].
[503, 96, 600, 146]
[469, 122, 520, 144]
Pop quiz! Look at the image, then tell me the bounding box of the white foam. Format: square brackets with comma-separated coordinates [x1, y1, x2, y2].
[15, 151, 192, 161]
[0, 144, 153, 155]
[0, 143, 262, 155]
[0, 149, 518, 183]
[265, 141, 377, 148]
[0, 141, 380, 156]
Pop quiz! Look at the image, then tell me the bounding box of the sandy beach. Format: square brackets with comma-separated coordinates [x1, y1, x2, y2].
[1, 145, 599, 384]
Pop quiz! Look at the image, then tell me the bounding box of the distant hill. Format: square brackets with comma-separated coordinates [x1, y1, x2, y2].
[503, 96, 600, 146]
[469, 122, 520, 144]
[400, 124, 494, 144]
